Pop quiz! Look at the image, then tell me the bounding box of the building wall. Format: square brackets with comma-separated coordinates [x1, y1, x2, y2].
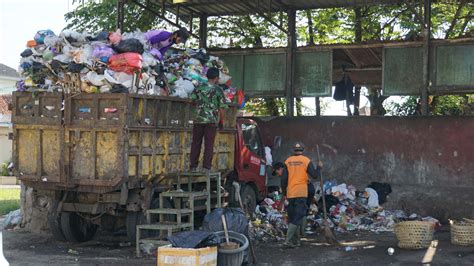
[0, 126, 12, 164]
[256, 116, 474, 222]
[0, 77, 17, 89]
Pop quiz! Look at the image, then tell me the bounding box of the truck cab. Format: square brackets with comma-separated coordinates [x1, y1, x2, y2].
[233, 118, 269, 212]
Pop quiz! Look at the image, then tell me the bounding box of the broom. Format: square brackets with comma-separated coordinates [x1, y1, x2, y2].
[316, 144, 340, 246]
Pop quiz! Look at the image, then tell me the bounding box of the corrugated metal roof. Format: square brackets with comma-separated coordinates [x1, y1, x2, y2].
[0, 64, 19, 79]
[154, 0, 406, 17]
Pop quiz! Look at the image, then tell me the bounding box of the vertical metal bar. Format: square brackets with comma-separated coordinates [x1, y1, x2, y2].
[315, 97, 321, 116]
[421, 0, 431, 115]
[199, 15, 208, 48]
[189, 12, 193, 33]
[286, 8, 296, 116]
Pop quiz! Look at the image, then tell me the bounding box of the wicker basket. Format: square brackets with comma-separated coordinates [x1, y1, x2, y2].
[451, 221, 474, 246]
[394, 221, 434, 249]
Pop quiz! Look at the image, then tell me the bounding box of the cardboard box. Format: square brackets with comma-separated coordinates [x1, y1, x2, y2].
[157, 245, 217, 266]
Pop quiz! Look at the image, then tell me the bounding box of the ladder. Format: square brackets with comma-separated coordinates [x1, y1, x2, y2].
[136, 172, 224, 257]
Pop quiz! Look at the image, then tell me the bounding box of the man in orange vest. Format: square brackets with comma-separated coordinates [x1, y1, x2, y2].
[273, 142, 322, 248]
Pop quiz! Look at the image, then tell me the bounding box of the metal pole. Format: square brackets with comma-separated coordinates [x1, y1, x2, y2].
[421, 0, 431, 115]
[116, 0, 125, 32]
[199, 15, 208, 48]
[315, 97, 321, 116]
[286, 8, 296, 117]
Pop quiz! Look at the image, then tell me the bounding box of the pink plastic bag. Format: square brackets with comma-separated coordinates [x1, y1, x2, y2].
[108, 53, 142, 74]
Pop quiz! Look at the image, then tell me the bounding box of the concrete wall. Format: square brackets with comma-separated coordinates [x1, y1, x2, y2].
[256, 116, 474, 222]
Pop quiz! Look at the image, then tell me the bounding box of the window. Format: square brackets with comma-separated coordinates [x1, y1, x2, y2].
[241, 123, 263, 157]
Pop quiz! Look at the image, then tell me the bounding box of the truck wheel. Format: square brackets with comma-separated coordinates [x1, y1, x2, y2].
[47, 200, 66, 241]
[241, 185, 257, 214]
[60, 212, 98, 242]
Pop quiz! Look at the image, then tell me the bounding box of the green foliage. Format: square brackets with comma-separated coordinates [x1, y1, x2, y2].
[1, 163, 8, 176]
[384, 96, 419, 116]
[244, 98, 286, 116]
[0, 188, 20, 215]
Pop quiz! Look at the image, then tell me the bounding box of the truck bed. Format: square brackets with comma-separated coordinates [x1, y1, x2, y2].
[12, 92, 237, 193]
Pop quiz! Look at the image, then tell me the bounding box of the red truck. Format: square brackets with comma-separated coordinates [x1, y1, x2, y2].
[12, 92, 271, 242]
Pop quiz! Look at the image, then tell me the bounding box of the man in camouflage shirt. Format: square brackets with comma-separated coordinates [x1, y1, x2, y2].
[189, 67, 228, 172]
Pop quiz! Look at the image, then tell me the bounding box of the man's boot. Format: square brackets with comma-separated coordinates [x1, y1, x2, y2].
[294, 225, 301, 247]
[300, 216, 307, 237]
[283, 224, 298, 248]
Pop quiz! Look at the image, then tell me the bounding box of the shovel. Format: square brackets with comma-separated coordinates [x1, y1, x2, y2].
[220, 214, 239, 250]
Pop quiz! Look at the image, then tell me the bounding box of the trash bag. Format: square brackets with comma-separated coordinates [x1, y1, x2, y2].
[110, 84, 129, 93]
[20, 49, 33, 58]
[113, 38, 144, 54]
[108, 52, 142, 74]
[34, 29, 55, 44]
[318, 194, 340, 214]
[86, 31, 109, 42]
[202, 208, 249, 236]
[367, 182, 392, 204]
[168, 230, 219, 248]
[67, 62, 84, 73]
[92, 44, 115, 59]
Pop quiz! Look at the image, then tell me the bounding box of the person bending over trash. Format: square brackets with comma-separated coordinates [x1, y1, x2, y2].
[145, 27, 190, 60]
[272, 142, 322, 248]
[189, 67, 227, 173]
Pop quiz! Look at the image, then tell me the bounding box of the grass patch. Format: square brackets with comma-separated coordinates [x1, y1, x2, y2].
[0, 188, 20, 215]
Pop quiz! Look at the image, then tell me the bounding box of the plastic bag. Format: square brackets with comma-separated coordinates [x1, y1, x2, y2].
[168, 231, 219, 248]
[113, 38, 144, 54]
[202, 208, 249, 236]
[20, 49, 33, 58]
[34, 30, 55, 44]
[86, 71, 106, 86]
[141, 52, 158, 67]
[92, 44, 115, 59]
[108, 53, 142, 74]
[218, 72, 231, 85]
[109, 30, 122, 45]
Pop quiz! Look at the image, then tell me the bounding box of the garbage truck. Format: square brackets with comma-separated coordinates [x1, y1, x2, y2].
[11, 91, 271, 242]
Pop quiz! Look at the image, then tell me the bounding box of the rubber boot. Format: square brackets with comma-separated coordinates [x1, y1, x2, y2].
[300, 216, 307, 237]
[294, 225, 301, 247]
[284, 224, 298, 248]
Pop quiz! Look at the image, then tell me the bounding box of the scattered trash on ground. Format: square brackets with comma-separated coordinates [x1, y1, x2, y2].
[2, 209, 22, 230]
[249, 180, 441, 243]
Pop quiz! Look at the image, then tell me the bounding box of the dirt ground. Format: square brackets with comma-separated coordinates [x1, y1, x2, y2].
[2, 226, 473, 265]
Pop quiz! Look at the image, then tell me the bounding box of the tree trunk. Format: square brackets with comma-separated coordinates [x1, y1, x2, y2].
[306, 10, 315, 45]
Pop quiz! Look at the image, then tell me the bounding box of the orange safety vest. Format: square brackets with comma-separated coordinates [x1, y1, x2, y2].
[285, 155, 310, 198]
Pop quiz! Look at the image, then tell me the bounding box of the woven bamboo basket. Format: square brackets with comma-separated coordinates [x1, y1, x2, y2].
[451, 220, 474, 246]
[394, 221, 434, 249]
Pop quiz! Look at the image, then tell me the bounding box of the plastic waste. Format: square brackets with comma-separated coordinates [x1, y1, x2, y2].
[113, 38, 144, 54]
[202, 208, 249, 236]
[108, 53, 142, 74]
[34, 29, 55, 44]
[168, 231, 219, 248]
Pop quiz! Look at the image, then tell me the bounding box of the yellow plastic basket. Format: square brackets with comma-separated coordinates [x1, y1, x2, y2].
[394, 221, 434, 249]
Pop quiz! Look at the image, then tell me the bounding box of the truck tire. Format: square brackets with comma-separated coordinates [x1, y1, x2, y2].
[241, 185, 257, 214]
[47, 200, 66, 241]
[60, 212, 98, 242]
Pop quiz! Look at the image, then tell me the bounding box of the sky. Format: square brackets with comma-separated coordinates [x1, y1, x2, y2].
[0, 0, 371, 115]
[0, 0, 74, 69]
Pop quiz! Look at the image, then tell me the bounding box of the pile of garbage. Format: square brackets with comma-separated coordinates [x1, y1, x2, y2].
[17, 29, 245, 105]
[250, 180, 441, 243]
